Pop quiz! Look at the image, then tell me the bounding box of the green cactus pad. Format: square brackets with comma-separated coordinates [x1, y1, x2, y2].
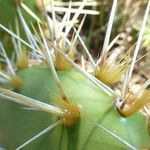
[0, 65, 150, 149]
[0, 0, 40, 28]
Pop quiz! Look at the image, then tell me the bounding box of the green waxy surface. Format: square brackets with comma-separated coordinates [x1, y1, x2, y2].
[0, 0, 41, 52]
[0, 65, 150, 149]
[0, 0, 39, 28]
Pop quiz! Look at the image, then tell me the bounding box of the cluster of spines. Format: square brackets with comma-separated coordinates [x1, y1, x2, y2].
[0, 0, 150, 149]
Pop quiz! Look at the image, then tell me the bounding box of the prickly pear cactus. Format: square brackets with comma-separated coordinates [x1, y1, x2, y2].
[0, 0, 150, 150]
[0, 65, 150, 150]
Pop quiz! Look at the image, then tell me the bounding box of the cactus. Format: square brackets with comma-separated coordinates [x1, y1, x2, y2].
[0, 0, 150, 150]
[0, 0, 40, 28]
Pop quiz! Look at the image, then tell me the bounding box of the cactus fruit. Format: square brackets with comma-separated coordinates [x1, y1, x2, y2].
[0, 0, 150, 150]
